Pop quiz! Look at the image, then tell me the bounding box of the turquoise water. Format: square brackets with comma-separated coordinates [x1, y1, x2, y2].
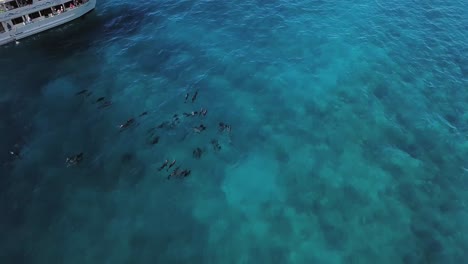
[1, 0, 468, 263]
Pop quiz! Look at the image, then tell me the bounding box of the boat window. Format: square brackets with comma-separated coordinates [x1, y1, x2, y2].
[40, 7, 52, 17]
[64, 1, 74, 9]
[17, 0, 32, 6]
[0, 23, 5, 33]
[11, 17, 24, 25]
[52, 4, 64, 13]
[29, 11, 41, 20]
[5, 1, 19, 10]
[17, 0, 33, 7]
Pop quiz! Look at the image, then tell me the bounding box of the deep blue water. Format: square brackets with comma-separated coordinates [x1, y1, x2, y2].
[1, 0, 468, 263]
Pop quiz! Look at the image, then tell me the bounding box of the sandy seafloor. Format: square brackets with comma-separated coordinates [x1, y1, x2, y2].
[1, 0, 468, 263]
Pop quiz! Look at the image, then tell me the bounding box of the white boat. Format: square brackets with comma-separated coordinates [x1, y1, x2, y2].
[0, 0, 96, 46]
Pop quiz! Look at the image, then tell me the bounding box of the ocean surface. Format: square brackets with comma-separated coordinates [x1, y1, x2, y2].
[1, 0, 467, 263]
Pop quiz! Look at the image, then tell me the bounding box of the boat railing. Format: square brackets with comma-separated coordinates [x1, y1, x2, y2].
[0, 0, 32, 11]
[1, 0, 90, 24]
[5, 0, 89, 28]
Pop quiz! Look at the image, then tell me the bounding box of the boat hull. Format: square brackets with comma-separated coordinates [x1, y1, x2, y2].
[0, 0, 96, 46]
